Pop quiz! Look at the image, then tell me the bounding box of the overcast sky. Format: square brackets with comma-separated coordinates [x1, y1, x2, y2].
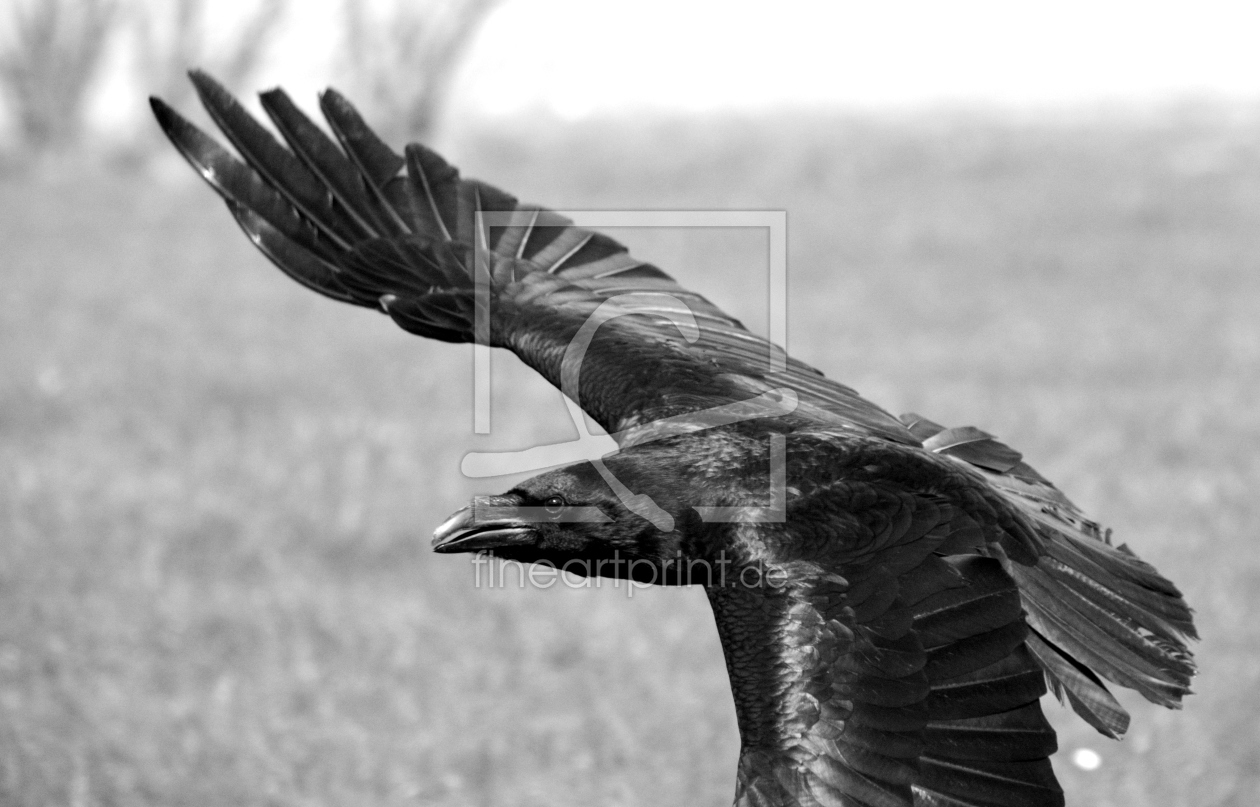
[75, 0, 1260, 137]
[455, 0, 1260, 117]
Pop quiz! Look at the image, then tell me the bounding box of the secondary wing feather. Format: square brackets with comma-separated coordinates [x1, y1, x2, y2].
[712, 450, 1063, 807]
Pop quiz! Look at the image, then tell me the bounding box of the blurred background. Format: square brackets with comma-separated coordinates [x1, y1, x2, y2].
[2, 1, 1259, 805]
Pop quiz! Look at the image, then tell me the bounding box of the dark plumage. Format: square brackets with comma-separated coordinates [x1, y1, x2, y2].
[152, 72, 1197, 807]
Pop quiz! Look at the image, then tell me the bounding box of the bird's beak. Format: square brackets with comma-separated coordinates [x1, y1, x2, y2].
[431, 498, 536, 554]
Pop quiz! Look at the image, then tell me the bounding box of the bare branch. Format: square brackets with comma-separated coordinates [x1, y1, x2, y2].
[340, 0, 501, 143]
[219, 0, 285, 91]
[0, 0, 121, 154]
[134, 0, 288, 110]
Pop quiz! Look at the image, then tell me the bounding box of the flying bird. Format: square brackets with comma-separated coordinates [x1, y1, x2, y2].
[151, 71, 1197, 807]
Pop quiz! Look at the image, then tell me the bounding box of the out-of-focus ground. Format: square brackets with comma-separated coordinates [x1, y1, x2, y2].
[2, 106, 1258, 806]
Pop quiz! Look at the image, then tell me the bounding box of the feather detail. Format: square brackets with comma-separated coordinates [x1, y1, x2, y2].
[904, 557, 1061, 807]
[149, 96, 360, 304]
[258, 86, 405, 238]
[922, 426, 1023, 474]
[318, 87, 414, 233]
[1025, 630, 1129, 739]
[224, 202, 358, 304]
[895, 412, 1196, 726]
[188, 71, 366, 250]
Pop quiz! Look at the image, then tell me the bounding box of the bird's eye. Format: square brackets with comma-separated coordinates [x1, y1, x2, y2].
[543, 495, 566, 516]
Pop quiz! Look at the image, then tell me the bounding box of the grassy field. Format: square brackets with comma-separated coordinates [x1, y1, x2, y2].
[2, 105, 1259, 806]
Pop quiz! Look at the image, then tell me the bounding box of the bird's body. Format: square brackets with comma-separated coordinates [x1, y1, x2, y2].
[153, 72, 1196, 807]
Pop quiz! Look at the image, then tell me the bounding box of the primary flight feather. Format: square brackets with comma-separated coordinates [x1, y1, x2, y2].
[152, 71, 1196, 807]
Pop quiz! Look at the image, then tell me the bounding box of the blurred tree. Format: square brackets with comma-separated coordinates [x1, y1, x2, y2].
[0, 0, 491, 164]
[341, 0, 501, 143]
[135, 0, 287, 118]
[95, 0, 288, 169]
[0, 0, 120, 156]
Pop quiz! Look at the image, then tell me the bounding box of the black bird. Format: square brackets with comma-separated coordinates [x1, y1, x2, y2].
[152, 72, 1197, 807]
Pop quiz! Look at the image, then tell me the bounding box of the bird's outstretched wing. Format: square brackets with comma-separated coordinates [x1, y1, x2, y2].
[706, 428, 1196, 806]
[900, 415, 1197, 738]
[709, 466, 1064, 807]
[150, 71, 916, 447]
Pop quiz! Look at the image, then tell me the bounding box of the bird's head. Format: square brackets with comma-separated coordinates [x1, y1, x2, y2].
[431, 452, 725, 585]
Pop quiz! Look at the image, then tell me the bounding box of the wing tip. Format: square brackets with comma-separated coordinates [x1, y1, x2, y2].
[186, 67, 220, 100]
[148, 94, 176, 128]
[148, 92, 220, 175]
